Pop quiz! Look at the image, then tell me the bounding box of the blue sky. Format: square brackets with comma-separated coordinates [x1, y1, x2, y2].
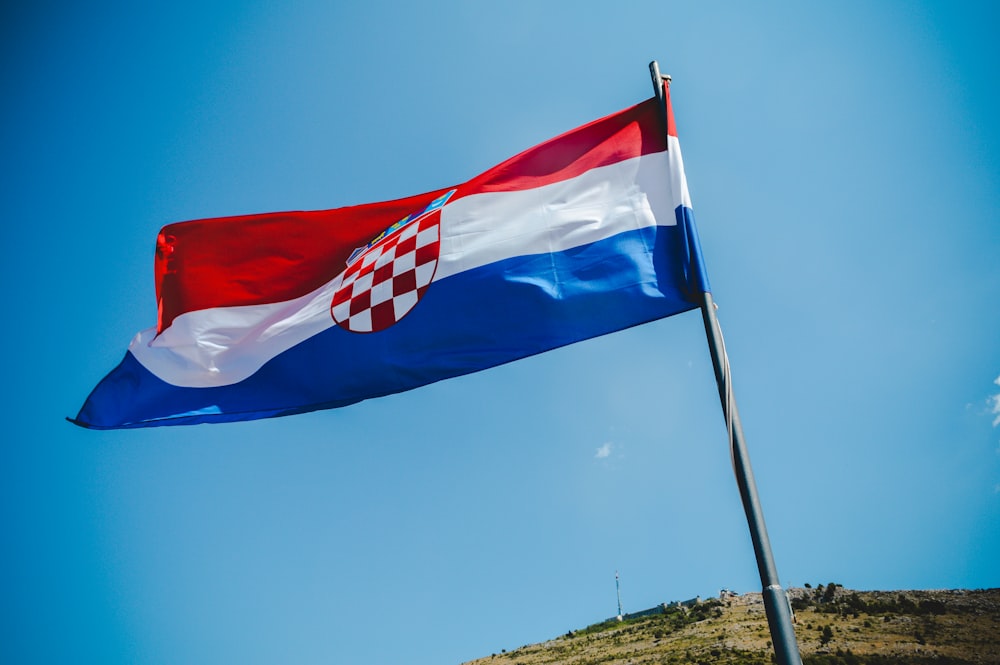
[2, 2, 998, 664]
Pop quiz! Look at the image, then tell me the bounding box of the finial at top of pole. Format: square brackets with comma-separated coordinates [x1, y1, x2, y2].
[648, 61, 669, 117]
[648, 61, 671, 88]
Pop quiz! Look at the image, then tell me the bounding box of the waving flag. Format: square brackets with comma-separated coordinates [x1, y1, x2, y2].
[73, 86, 708, 429]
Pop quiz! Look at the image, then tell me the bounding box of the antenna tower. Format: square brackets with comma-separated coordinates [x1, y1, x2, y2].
[615, 570, 623, 620]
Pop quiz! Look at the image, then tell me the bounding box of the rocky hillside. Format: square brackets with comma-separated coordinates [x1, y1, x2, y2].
[462, 586, 1000, 665]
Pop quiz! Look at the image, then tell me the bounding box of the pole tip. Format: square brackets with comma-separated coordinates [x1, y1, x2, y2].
[649, 61, 672, 92]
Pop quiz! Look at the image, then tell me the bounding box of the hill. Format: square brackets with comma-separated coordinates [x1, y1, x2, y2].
[462, 586, 1000, 665]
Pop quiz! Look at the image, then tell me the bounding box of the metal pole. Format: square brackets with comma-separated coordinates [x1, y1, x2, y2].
[649, 60, 802, 665]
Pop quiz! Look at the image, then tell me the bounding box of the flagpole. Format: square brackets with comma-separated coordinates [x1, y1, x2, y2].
[649, 61, 803, 665]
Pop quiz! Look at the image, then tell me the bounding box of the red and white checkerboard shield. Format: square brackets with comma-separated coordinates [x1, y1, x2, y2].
[330, 210, 441, 333]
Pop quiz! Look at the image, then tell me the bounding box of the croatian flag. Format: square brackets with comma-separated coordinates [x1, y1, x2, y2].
[73, 85, 709, 429]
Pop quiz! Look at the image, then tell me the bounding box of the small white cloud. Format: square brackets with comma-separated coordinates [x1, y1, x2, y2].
[990, 374, 1000, 427]
[595, 442, 613, 459]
